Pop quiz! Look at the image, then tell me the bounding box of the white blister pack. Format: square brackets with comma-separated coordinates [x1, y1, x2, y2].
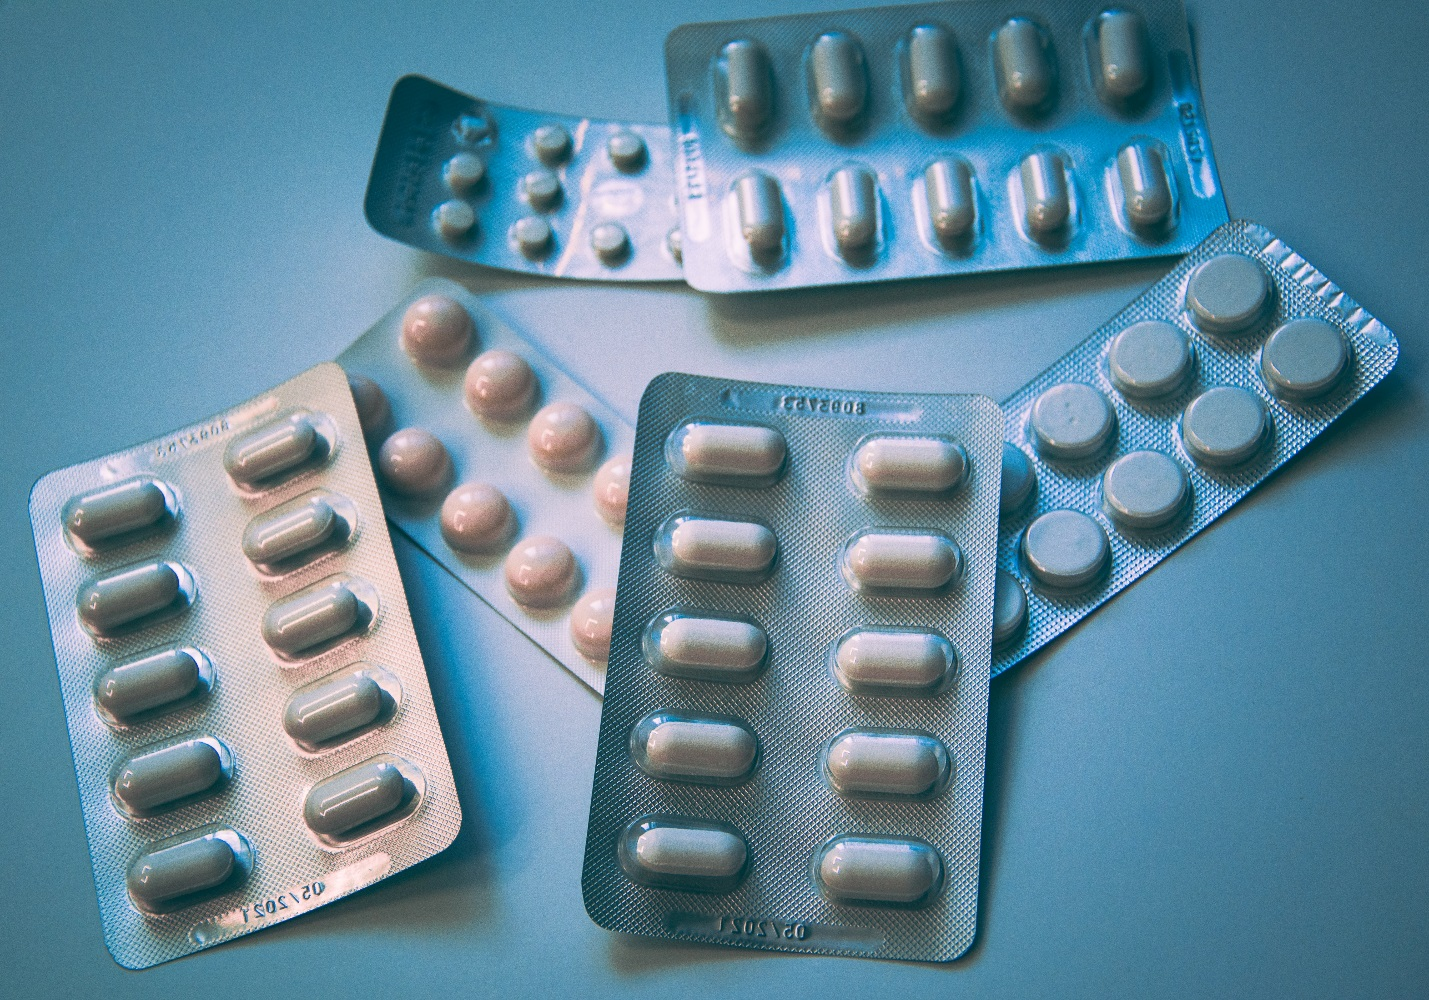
[991, 220, 1400, 675]
[28, 363, 461, 969]
[338, 279, 633, 693]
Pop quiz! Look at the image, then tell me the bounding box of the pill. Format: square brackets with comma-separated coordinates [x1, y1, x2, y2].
[527, 401, 600, 473]
[810, 32, 867, 125]
[734, 171, 785, 254]
[1185, 253, 1271, 335]
[77, 560, 184, 635]
[532, 123, 572, 165]
[825, 731, 947, 797]
[1108, 320, 1192, 399]
[1020, 150, 1071, 238]
[378, 427, 453, 497]
[854, 435, 966, 493]
[440, 482, 515, 553]
[504, 535, 578, 608]
[817, 836, 942, 904]
[1102, 450, 1189, 530]
[1031, 382, 1117, 460]
[905, 24, 960, 120]
[304, 758, 407, 837]
[223, 413, 319, 487]
[660, 516, 777, 580]
[651, 615, 768, 681]
[1260, 318, 1350, 401]
[720, 39, 773, 138]
[593, 456, 630, 527]
[1000, 442, 1036, 515]
[622, 819, 747, 889]
[96, 647, 203, 720]
[63, 477, 169, 547]
[635, 714, 757, 782]
[670, 421, 787, 483]
[432, 199, 475, 241]
[995, 17, 1054, 112]
[127, 834, 236, 908]
[1117, 142, 1172, 229]
[242, 496, 337, 566]
[829, 165, 878, 256]
[924, 157, 977, 245]
[443, 151, 486, 193]
[843, 531, 961, 591]
[523, 169, 562, 212]
[570, 587, 617, 663]
[511, 215, 554, 259]
[452, 113, 492, 144]
[607, 129, 647, 172]
[261, 580, 360, 657]
[1096, 10, 1150, 101]
[590, 222, 630, 264]
[401, 294, 473, 367]
[113, 739, 225, 814]
[833, 628, 953, 691]
[1021, 509, 1110, 590]
[1181, 386, 1268, 467]
[283, 671, 384, 745]
[992, 569, 1028, 647]
[465, 349, 537, 419]
[347, 373, 391, 439]
[666, 226, 683, 263]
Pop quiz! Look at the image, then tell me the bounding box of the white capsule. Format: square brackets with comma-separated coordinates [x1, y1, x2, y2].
[63, 477, 171, 548]
[632, 713, 757, 784]
[261, 579, 361, 658]
[1020, 149, 1071, 239]
[657, 515, 777, 582]
[832, 628, 953, 693]
[842, 530, 960, 591]
[647, 613, 768, 682]
[829, 165, 878, 256]
[1096, 10, 1151, 102]
[825, 731, 948, 797]
[816, 836, 942, 905]
[994, 17, 1054, 112]
[905, 24, 960, 121]
[924, 157, 977, 245]
[112, 737, 228, 814]
[127, 831, 240, 910]
[77, 560, 189, 636]
[809, 31, 867, 127]
[719, 39, 773, 139]
[224, 413, 320, 487]
[853, 435, 966, 493]
[619, 818, 748, 892]
[1117, 142, 1172, 229]
[667, 421, 786, 484]
[241, 495, 338, 567]
[734, 171, 785, 255]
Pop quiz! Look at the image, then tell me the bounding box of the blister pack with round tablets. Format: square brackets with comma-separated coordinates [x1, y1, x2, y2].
[582, 374, 1003, 962]
[337, 278, 635, 693]
[28, 363, 461, 969]
[992, 220, 1399, 675]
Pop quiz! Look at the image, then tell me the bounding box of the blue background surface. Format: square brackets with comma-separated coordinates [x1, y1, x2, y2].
[1, 1, 1425, 995]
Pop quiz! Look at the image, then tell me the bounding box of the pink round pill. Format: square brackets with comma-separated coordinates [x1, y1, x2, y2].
[504, 535, 578, 608]
[465, 349, 537, 419]
[569, 587, 617, 663]
[400, 294, 474, 367]
[378, 428, 453, 498]
[593, 456, 631, 527]
[440, 482, 515, 553]
[346, 372, 391, 440]
[527, 401, 601, 473]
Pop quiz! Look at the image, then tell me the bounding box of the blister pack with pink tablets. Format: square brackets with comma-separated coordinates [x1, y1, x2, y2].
[338, 279, 633, 693]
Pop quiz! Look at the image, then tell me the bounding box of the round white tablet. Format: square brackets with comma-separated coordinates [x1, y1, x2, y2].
[1000, 442, 1036, 516]
[523, 170, 562, 211]
[532, 123, 572, 165]
[443, 152, 486, 193]
[1260, 318, 1350, 401]
[1185, 253, 1271, 335]
[432, 199, 476, 242]
[511, 216, 553, 259]
[1108, 320, 1192, 399]
[590, 222, 630, 264]
[1021, 509, 1110, 590]
[1181, 386, 1268, 467]
[607, 130, 647, 172]
[1101, 450, 1189, 530]
[1030, 383, 1117, 460]
[992, 569, 1028, 647]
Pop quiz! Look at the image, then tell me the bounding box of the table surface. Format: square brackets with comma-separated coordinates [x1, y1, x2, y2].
[2, 1, 1425, 996]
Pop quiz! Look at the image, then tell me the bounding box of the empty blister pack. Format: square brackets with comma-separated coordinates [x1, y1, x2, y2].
[366, 76, 683, 282]
[28, 363, 461, 969]
[990, 220, 1399, 675]
[582, 374, 1002, 962]
[338, 279, 633, 693]
[664, 0, 1226, 292]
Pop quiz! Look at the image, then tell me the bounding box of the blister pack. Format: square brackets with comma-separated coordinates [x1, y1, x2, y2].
[338, 278, 633, 693]
[366, 76, 683, 282]
[28, 363, 461, 969]
[989, 220, 1400, 676]
[582, 374, 1002, 962]
[663, 0, 1225, 293]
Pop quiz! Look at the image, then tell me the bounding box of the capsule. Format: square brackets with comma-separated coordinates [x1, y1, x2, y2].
[924, 158, 977, 245]
[854, 435, 966, 493]
[113, 738, 226, 814]
[668, 421, 786, 484]
[657, 515, 777, 582]
[632, 713, 757, 783]
[809, 31, 867, 126]
[261, 579, 361, 657]
[223, 413, 320, 487]
[304, 758, 408, 837]
[647, 613, 768, 682]
[734, 172, 785, 255]
[1117, 142, 1172, 229]
[905, 24, 960, 120]
[242, 495, 338, 567]
[825, 731, 948, 797]
[619, 817, 748, 892]
[817, 836, 942, 905]
[1096, 10, 1150, 102]
[284, 669, 385, 745]
[842, 530, 960, 591]
[127, 832, 238, 909]
[719, 39, 773, 139]
[994, 17, 1054, 112]
[96, 647, 205, 721]
[829, 165, 878, 256]
[833, 628, 953, 692]
[77, 560, 186, 635]
[63, 477, 170, 548]
[1020, 150, 1070, 238]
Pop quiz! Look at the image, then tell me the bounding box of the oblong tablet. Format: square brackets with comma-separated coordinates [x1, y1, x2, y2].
[95, 647, 207, 721]
[816, 835, 942, 905]
[1108, 320, 1192, 399]
[924, 158, 977, 245]
[992, 569, 1028, 647]
[242, 495, 337, 567]
[719, 39, 773, 139]
[1181, 386, 1269, 467]
[656, 515, 777, 583]
[1096, 10, 1150, 101]
[832, 627, 954, 693]
[224, 413, 320, 487]
[842, 530, 961, 591]
[1020, 150, 1071, 238]
[127, 832, 238, 909]
[853, 435, 966, 493]
[1102, 450, 1189, 530]
[283, 670, 385, 746]
[825, 730, 948, 797]
[994, 17, 1054, 112]
[1117, 142, 1172, 229]
[304, 758, 408, 837]
[1185, 254, 1271, 335]
[1260, 318, 1350, 401]
[1030, 382, 1117, 460]
[667, 421, 786, 485]
[63, 477, 171, 548]
[113, 738, 227, 814]
[829, 165, 878, 256]
[646, 612, 768, 682]
[734, 171, 785, 254]
[905, 24, 960, 120]
[810, 31, 867, 126]
[77, 560, 188, 635]
[1000, 442, 1036, 516]
[261, 579, 361, 658]
[631, 712, 758, 784]
[618, 817, 748, 892]
[1022, 509, 1110, 590]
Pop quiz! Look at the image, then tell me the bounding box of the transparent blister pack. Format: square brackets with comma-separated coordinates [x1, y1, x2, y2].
[664, 0, 1226, 292]
[582, 374, 1003, 962]
[28, 363, 461, 969]
[337, 278, 633, 693]
[991, 220, 1400, 675]
[366, 76, 683, 282]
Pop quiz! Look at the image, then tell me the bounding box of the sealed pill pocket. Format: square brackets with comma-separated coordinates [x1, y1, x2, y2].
[582, 374, 1002, 962]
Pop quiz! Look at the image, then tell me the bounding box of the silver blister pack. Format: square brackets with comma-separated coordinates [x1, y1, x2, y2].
[991, 220, 1400, 676]
[583, 374, 1002, 962]
[28, 363, 461, 969]
[366, 76, 683, 282]
[664, 0, 1226, 292]
[338, 278, 633, 693]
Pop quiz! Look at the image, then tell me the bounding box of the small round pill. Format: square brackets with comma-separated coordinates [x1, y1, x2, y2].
[527, 401, 600, 473]
[532, 123, 572, 165]
[523, 169, 562, 211]
[621, 819, 748, 890]
[924, 157, 977, 246]
[825, 731, 947, 797]
[283, 671, 384, 746]
[854, 435, 966, 493]
[77, 560, 184, 635]
[113, 738, 225, 814]
[817, 836, 942, 905]
[592, 456, 630, 527]
[347, 373, 392, 439]
[590, 222, 630, 265]
[453, 113, 492, 144]
[1000, 442, 1036, 516]
[843, 531, 961, 591]
[443, 152, 486, 193]
[1020, 149, 1071, 238]
[511, 215, 554, 259]
[720, 39, 774, 139]
[660, 516, 777, 580]
[671, 421, 787, 483]
[607, 129, 647, 171]
[127, 833, 237, 909]
[995, 17, 1054, 112]
[833, 628, 953, 692]
[1260, 318, 1350, 401]
[651, 615, 768, 681]
[1022, 509, 1111, 590]
[1117, 142, 1172, 229]
[96, 648, 203, 721]
[440, 482, 515, 553]
[734, 171, 785, 255]
[1185, 253, 1271, 335]
[570, 587, 616, 663]
[378, 427, 453, 497]
[905, 24, 960, 121]
[224, 413, 319, 487]
[829, 165, 878, 256]
[63, 477, 170, 548]
[465, 349, 536, 419]
[304, 758, 407, 837]
[1096, 10, 1151, 101]
[1108, 320, 1192, 399]
[635, 714, 757, 783]
[262, 581, 360, 657]
[1031, 383, 1117, 460]
[992, 569, 1028, 647]
[666, 226, 683, 262]
[504, 535, 578, 608]
[401, 294, 473, 367]
[1181, 386, 1269, 467]
[1102, 450, 1190, 530]
[810, 31, 868, 126]
[432, 199, 475, 241]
